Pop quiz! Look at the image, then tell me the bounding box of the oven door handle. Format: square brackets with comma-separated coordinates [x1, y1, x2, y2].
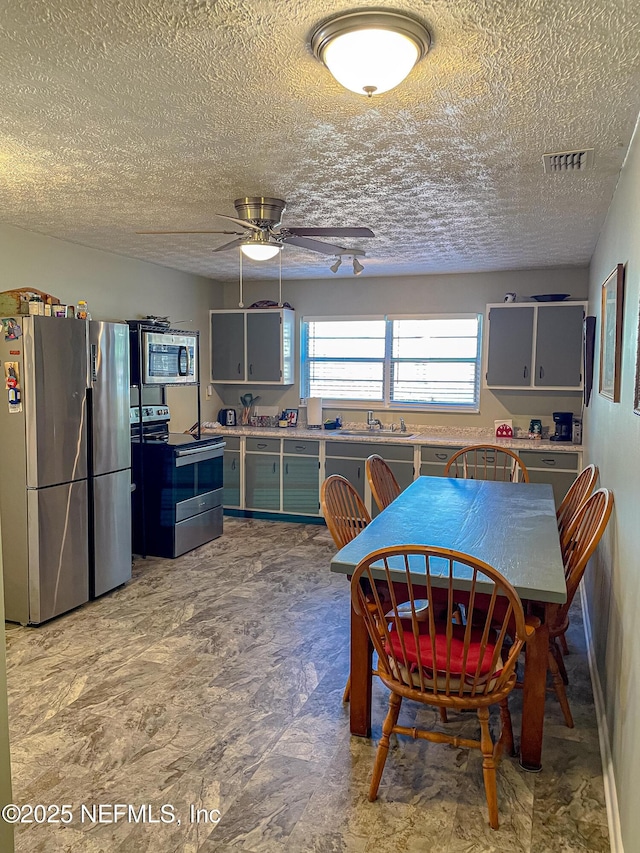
[175, 445, 225, 466]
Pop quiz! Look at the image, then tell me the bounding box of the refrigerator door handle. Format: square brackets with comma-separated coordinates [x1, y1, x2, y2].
[91, 344, 98, 382]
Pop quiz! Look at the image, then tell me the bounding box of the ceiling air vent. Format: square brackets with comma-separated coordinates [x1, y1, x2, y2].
[542, 149, 594, 173]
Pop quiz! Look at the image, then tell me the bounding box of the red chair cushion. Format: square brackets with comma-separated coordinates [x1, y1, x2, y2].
[386, 624, 498, 678]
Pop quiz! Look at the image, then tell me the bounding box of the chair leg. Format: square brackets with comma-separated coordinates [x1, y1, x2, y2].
[369, 692, 402, 802]
[498, 698, 515, 757]
[478, 706, 499, 830]
[439, 708, 448, 724]
[551, 639, 569, 685]
[548, 648, 574, 728]
[559, 634, 570, 656]
[342, 674, 351, 703]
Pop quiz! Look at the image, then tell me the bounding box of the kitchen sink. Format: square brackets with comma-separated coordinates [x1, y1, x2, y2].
[337, 429, 420, 439]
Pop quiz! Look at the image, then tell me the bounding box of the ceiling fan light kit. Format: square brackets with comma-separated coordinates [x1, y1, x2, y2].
[139, 195, 374, 263]
[311, 9, 431, 96]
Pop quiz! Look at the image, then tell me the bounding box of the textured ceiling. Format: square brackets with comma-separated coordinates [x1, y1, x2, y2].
[0, 0, 639, 281]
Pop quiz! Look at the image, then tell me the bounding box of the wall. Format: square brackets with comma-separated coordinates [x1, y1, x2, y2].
[219, 266, 588, 431]
[583, 117, 640, 850]
[0, 224, 225, 430]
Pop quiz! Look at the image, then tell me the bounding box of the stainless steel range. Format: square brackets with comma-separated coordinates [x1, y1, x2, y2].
[131, 406, 225, 558]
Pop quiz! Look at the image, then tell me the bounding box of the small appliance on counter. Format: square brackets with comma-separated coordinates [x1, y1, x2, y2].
[550, 411, 573, 442]
[218, 408, 237, 426]
[572, 417, 583, 445]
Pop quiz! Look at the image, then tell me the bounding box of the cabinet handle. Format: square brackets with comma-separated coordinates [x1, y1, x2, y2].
[237, 362, 241, 374]
[523, 366, 528, 379]
[357, 466, 361, 480]
[231, 459, 236, 470]
[273, 462, 276, 474]
[295, 445, 306, 452]
[435, 453, 447, 461]
[539, 366, 544, 379]
[257, 443, 267, 449]
[249, 363, 253, 375]
[285, 463, 289, 475]
[542, 458, 557, 466]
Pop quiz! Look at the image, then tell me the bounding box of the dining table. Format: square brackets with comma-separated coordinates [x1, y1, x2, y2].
[330, 475, 567, 772]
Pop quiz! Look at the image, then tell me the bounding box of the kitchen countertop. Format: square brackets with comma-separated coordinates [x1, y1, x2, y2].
[201, 424, 582, 452]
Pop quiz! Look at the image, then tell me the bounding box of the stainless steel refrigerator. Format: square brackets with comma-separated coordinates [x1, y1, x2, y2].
[0, 316, 131, 625]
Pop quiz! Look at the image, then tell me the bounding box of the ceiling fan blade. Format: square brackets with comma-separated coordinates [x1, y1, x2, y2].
[215, 214, 263, 232]
[283, 235, 355, 255]
[212, 237, 247, 252]
[284, 227, 375, 238]
[136, 229, 242, 235]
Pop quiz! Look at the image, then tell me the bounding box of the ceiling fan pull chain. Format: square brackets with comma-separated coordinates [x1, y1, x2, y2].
[238, 249, 244, 308]
[278, 249, 283, 307]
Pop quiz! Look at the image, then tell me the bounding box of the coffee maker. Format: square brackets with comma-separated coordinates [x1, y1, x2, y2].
[550, 411, 573, 442]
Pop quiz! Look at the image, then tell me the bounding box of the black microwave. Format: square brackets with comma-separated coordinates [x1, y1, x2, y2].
[128, 323, 199, 386]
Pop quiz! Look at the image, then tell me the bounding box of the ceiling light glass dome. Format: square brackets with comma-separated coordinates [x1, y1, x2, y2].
[311, 10, 430, 97]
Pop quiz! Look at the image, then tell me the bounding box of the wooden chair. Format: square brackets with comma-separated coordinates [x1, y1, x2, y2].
[321, 474, 371, 549]
[351, 545, 536, 829]
[444, 444, 529, 483]
[366, 454, 401, 512]
[557, 463, 599, 548]
[321, 475, 372, 701]
[548, 488, 614, 727]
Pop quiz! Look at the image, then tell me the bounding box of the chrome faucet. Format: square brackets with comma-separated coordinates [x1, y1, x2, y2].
[399, 417, 406, 433]
[367, 411, 382, 430]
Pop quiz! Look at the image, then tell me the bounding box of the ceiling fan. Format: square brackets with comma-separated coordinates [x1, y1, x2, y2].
[137, 196, 374, 261]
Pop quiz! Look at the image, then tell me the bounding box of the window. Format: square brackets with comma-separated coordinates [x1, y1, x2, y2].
[301, 315, 482, 410]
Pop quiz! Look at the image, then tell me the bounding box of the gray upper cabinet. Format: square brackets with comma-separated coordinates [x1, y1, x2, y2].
[534, 305, 584, 388]
[485, 306, 534, 387]
[211, 311, 245, 382]
[210, 308, 295, 385]
[484, 302, 586, 390]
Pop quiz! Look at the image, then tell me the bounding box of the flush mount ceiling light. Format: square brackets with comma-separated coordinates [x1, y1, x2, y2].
[240, 233, 282, 261]
[311, 9, 431, 97]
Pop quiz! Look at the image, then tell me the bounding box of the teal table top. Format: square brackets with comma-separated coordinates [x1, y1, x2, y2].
[330, 476, 567, 604]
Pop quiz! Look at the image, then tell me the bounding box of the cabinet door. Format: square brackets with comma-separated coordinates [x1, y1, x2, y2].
[247, 312, 282, 382]
[534, 305, 584, 387]
[486, 306, 534, 386]
[324, 457, 366, 500]
[223, 451, 241, 507]
[283, 456, 320, 515]
[245, 453, 280, 510]
[211, 312, 245, 382]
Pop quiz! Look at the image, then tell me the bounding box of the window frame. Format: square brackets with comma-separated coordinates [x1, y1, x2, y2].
[301, 313, 482, 413]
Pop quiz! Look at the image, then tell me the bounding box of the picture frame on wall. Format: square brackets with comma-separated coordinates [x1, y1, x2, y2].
[634, 301, 640, 415]
[599, 263, 625, 402]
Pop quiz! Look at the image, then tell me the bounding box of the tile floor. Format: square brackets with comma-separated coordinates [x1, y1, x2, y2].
[5, 518, 610, 852]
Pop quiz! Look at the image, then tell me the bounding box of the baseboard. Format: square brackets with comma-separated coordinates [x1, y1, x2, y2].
[580, 584, 624, 853]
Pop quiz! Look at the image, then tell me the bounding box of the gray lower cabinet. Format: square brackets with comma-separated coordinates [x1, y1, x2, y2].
[518, 450, 580, 507]
[245, 453, 280, 510]
[324, 457, 366, 500]
[283, 456, 320, 515]
[325, 441, 414, 510]
[223, 451, 241, 507]
[420, 446, 462, 477]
